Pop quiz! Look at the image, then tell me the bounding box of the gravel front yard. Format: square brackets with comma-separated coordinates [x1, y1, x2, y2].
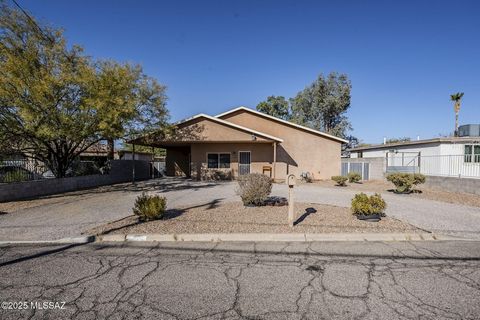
[312, 180, 480, 208]
[87, 201, 422, 235]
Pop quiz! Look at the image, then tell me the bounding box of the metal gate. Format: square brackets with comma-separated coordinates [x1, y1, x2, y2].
[386, 152, 420, 173]
[238, 151, 251, 175]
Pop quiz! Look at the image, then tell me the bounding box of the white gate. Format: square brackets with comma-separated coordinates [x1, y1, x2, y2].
[386, 152, 420, 173]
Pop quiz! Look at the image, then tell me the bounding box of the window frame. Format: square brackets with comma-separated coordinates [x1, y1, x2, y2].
[464, 144, 480, 163]
[206, 152, 231, 169]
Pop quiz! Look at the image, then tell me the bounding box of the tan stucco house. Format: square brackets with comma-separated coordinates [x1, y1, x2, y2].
[132, 107, 347, 181]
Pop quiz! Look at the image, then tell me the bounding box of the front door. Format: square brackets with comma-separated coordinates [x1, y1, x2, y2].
[238, 151, 251, 175]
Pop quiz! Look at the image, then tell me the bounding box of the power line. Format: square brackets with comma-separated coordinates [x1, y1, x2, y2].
[10, 0, 55, 43]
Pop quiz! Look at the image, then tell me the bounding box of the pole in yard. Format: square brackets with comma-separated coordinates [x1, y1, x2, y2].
[286, 174, 296, 227]
[132, 143, 136, 184]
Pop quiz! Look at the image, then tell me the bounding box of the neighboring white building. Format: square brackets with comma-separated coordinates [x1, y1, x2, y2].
[349, 137, 480, 178]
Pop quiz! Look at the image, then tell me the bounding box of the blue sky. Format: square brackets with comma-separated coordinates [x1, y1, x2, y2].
[19, 0, 480, 143]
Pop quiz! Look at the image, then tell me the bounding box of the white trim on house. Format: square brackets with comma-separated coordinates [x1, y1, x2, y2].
[175, 113, 284, 143]
[216, 106, 348, 143]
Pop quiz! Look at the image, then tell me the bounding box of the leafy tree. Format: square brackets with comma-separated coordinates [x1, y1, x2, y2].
[0, 3, 168, 177]
[91, 61, 168, 159]
[342, 135, 359, 156]
[290, 72, 352, 138]
[256, 95, 290, 120]
[450, 92, 464, 137]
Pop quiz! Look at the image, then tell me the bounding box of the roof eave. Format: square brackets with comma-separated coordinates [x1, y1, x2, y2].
[216, 106, 348, 143]
[176, 113, 284, 143]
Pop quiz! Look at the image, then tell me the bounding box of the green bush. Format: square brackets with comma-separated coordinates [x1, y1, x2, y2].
[386, 173, 426, 193]
[332, 175, 348, 186]
[236, 173, 272, 206]
[351, 193, 387, 216]
[347, 172, 362, 183]
[133, 193, 167, 221]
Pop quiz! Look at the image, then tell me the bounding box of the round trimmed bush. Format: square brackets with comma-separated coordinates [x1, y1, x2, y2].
[386, 173, 425, 194]
[351, 193, 386, 216]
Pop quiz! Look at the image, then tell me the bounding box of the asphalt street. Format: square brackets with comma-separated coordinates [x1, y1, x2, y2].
[1, 240, 480, 319]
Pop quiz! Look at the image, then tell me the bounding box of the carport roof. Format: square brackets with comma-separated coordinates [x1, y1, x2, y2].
[129, 113, 283, 147]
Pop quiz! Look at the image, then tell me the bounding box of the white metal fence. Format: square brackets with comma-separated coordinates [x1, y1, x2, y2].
[386, 153, 480, 179]
[341, 162, 370, 180]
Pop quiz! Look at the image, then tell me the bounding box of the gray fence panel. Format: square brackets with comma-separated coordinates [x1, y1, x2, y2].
[350, 163, 362, 174]
[340, 161, 370, 180]
[363, 163, 370, 180]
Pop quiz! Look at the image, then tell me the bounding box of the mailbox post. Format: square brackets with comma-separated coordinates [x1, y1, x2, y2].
[286, 174, 296, 227]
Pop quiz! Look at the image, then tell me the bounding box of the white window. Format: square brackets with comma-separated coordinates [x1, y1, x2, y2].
[207, 153, 230, 169]
[464, 145, 480, 163]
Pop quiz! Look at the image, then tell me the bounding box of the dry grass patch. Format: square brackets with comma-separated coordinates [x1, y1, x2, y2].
[87, 201, 421, 235]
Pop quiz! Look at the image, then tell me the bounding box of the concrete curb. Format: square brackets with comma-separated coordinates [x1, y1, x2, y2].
[97, 232, 462, 242]
[0, 235, 96, 245]
[0, 233, 469, 245]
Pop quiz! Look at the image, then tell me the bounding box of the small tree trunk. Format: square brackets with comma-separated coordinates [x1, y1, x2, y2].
[107, 139, 115, 160]
[455, 111, 459, 137]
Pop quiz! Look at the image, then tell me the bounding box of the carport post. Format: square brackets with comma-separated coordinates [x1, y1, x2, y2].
[132, 143, 136, 184]
[273, 142, 277, 181]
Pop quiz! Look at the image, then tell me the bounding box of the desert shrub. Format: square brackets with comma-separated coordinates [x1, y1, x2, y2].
[236, 173, 272, 206]
[332, 175, 348, 186]
[386, 173, 425, 193]
[347, 172, 362, 183]
[351, 193, 387, 216]
[133, 193, 167, 221]
[201, 169, 233, 181]
[413, 173, 426, 185]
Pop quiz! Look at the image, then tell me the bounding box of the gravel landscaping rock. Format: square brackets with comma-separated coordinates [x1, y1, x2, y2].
[87, 201, 422, 235]
[311, 180, 480, 208]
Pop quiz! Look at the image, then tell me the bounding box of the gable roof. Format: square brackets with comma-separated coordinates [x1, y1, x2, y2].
[216, 106, 348, 143]
[176, 113, 284, 142]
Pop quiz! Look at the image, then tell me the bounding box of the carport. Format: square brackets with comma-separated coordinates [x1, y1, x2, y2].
[129, 113, 282, 180]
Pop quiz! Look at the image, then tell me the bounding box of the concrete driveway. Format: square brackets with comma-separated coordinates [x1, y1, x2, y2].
[1, 177, 480, 240]
[0, 178, 237, 241]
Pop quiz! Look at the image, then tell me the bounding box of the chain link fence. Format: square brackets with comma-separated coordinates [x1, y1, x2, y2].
[0, 158, 107, 184]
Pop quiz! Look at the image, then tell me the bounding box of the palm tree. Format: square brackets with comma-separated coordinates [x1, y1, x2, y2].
[450, 92, 464, 137]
